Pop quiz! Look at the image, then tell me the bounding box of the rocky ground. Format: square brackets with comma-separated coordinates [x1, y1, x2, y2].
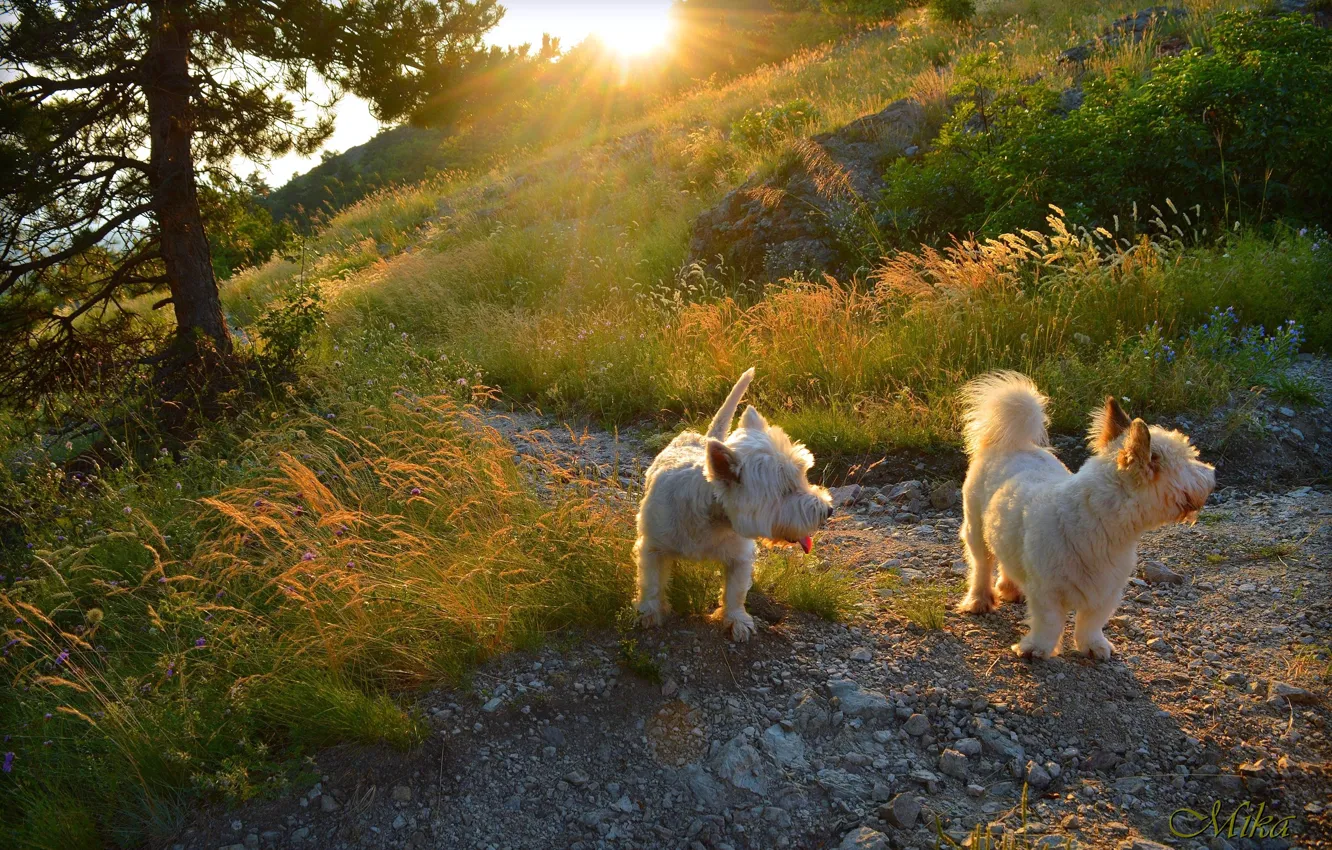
[171, 365, 1330, 850]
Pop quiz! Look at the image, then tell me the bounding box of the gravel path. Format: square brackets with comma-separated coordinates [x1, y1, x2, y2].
[172, 370, 1331, 850]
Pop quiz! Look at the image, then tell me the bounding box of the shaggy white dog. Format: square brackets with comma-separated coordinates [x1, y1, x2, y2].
[634, 368, 833, 641]
[956, 372, 1215, 659]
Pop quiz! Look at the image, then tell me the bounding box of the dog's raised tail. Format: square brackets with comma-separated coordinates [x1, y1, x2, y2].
[960, 371, 1049, 456]
[707, 367, 756, 440]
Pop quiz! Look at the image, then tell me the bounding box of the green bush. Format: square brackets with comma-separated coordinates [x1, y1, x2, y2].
[882, 12, 1332, 243]
[928, 0, 975, 23]
[731, 99, 822, 149]
[255, 277, 326, 371]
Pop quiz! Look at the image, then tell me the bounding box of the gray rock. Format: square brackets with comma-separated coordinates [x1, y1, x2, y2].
[815, 768, 872, 801]
[683, 764, 725, 809]
[710, 734, 771, 794]
[1142, 560, 1184, 585]
[849, 646, 873, 662]
[955, 737, 982, 757]
[481, 696, 503, 713]
[391, 785, 413, 803]
[1267, 681, 1316, 705]
[939, 749, 969, 780]
[1025, 760, 1052, 790]
[828, 678, 892, 718]
[761, 724, 809, 769]
[977, 726, 1024, 763]
[688, 98, 929, 282]
[830, 485, 864, 507]
[541, 726, 566, 747]
[793, 689, 832, 734]
[320, 795, 339, 813]
[885, 481, 924, 503]
[1120, 840, 1173, 850]
[839, 826, 889, 850]
[929, 480, 959, 510]
[902, 713, 930, 737]
[1115, 775, 1147, 795]
[611, 794, 636, 813]
[879, 793, 921, 829]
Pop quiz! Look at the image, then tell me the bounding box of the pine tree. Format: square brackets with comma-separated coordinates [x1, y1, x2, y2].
[0, 0, 501, 404]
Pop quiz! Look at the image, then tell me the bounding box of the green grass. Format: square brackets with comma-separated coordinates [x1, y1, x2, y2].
[753, 550, 857, 621]
[878, 572, 967, 630]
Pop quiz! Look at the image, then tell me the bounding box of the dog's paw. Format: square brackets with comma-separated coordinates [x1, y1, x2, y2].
[956, 592, 996, 615]
[636, 600, 668, 628]
[722, 610, 757, 643]
[1077, 634, 1115, 660]
[1012, 637, 1057, 659]
[995, 577, 1025, 603]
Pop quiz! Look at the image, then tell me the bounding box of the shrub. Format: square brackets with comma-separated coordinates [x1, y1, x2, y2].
[731, 99, 822, 149]
[928, 0, 975, 24]
[882, 12, 1332, 243]
[255, 277, 326, 371]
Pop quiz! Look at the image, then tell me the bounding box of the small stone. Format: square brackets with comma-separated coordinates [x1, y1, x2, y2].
[1120, 840, 1172, 850]
[481, 696, 503, 713]
[662, 678, 678, 697]
[955, 737, 982, 757]
[1115, 776, 1146, 795]
[391, 785, 413, 803]
[391, 814, 407, 830]
[1141, 560, 1184, 585]
[879, 793, 921, 830]
[320, 795, 339, 813]
[838, 826, 889, 850]
[1221, 671, 1246, 687]
[1146, 637, 1173, 654]
[830, 485, 863, 507]
[871, 781, 893, 802]
[966, 783, 986, 797]
[611, 794, 636, 813]
[939, 749, 969, 780]
[1025, 761, 1051, 790]
[1278, 407, 1295, 418]
[902, 713, 930, 737]
[565, 769, 590, 786]
[929, 481, 959, 510]
[849, 646, 873, 662]
[1268, 681, 1316, 705]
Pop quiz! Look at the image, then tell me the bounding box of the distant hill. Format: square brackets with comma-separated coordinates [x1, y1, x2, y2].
[263, 124, 460, 227]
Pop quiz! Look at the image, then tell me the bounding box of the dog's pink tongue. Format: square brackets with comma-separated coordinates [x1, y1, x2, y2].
[799, 536, 813, 555]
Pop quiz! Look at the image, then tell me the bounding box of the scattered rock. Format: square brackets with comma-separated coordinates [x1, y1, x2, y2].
[761, 724, 809, 769]
[1267, 681, 1317, 706]
[902, 713, 931, 737]
[710, 733, 771, 794]
[839, 826, 890, 850]
[830, 484, 864, 507]
[929, 480, 959, 510]
[939, 748, 969, 780]
[391, 785, 412, 803]
[848, 646, 873, 662]
[1025, 761, 1052, 790]
[879, 793, 921, 829]
[828, 678, 892, 718]
[1141, 560, 1184, 585]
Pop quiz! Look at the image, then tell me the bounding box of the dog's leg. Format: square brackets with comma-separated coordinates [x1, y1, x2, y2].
[635, 545, 674, 628]
[1072, 593, 1120, 660]
[718, 554, 757, 642]
[1013, 597, 1064, 659]
[995, 568, 1025, 603]
[956, 519, 997, 614]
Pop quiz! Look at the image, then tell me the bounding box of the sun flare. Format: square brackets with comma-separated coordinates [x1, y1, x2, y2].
[591, 7, 675, 57]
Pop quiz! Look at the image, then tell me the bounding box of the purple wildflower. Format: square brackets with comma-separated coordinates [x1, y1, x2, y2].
[2, 752, 12, 773]
[195, 638, 206, 648]
[301, 551, 316, 562]
[55, 650, 69, 666]
[410, 487, 422, 497]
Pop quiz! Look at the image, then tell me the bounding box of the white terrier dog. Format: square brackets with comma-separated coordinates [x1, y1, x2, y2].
[634, 368, 833, 641]
[955, 372, 1215, 659]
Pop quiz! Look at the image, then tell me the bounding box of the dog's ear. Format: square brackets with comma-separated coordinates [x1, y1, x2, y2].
[1117, 419, 1156, 477]
[1090, 395, 1132, 452]
[705, 439, 741, 485]
[740, 405, 768, 432]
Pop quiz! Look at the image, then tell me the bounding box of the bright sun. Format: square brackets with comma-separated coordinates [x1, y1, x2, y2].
[592, 8, 675, 57]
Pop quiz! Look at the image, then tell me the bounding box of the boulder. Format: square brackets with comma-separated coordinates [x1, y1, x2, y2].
[687, 98, 929, 283]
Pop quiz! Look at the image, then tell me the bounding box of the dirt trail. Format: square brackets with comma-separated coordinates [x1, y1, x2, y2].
[173, 370, 1331, 850]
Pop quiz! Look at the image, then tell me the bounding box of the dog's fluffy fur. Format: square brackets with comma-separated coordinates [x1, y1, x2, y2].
[956, 372, 1215, 659]
[634, 368, 832, 641]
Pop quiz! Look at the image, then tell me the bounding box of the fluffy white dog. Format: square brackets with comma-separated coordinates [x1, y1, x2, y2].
[634, 368, 833, 641]
[955, 372, 1215, 659]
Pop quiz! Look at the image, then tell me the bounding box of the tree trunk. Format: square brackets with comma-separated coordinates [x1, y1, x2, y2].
[144, 2, 232, 357]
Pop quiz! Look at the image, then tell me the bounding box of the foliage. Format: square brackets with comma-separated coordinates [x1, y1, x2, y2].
[255, 279, 328, 372]
[882, 12, 1332, 244]
[201, 175, 295, 280]
[753, 550, 856, 620]
[731, 99, 823, 149]
[927, 0, 975, 24]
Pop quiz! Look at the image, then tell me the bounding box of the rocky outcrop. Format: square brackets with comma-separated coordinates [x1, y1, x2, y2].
[686, 97, 928, 283]
[1058, 7, 1188, 64]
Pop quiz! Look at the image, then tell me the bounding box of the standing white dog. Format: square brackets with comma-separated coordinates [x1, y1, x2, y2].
[955, 372, 1215, 659]
[634, 368, 833, 641]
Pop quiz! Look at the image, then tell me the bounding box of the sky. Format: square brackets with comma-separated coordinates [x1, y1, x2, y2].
[248, 1, 676, 187]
